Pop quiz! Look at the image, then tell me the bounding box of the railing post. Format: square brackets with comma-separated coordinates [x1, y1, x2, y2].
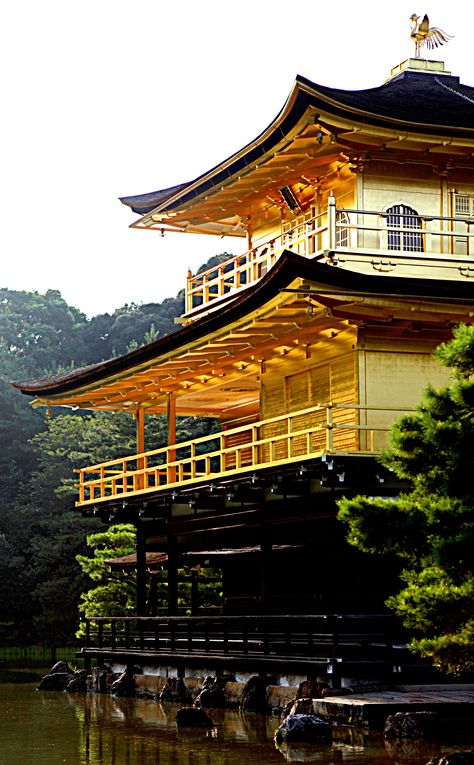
[80, 471, 85, 504]
[186, 269, 193, 313]
[243, 621, 249, 654]
[220, 433, 224, 473]
[285, 618, 291, 655]
[330, 615, 341, 688]
[252, 426, 259, 466]
[307, 617, 314, 655]
[223, 619, 229, 654]
[122, 460, 128, 493]
[326, 404, 334, 451]
[328, 195, 337, 250]
[187, 620, 193, 653]
[125, 620, 130, 648]
[216, 265, 222, 298]
[262, 618, 269, 656]
[170, 620, 176, 652]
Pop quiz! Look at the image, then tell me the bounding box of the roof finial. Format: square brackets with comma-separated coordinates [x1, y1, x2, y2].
[410, 14, 453, 58]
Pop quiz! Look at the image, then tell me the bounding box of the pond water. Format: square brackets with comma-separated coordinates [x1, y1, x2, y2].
[0, 669, 473, 765]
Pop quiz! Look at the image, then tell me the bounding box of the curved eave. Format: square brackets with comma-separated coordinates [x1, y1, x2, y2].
[123, 73, 474, 228]
[125, 79, 314, 224]
[14, 252, 474, 401]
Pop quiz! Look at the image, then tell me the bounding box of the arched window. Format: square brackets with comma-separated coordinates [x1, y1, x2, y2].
[386, 204, 423, 252]
[336, 211, 350, 248]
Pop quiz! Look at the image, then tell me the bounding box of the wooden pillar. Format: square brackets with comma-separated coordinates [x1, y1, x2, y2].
[440, 172, 449, 255]
[167, 536, 178, 615]
[191, 569, 199, 615]
[136, 405, 145, 490]
[246, 215, 253, 251]
[148, 574, 158, 616]
[136, 405, 145, 454]
[136, 521, 147, 617]
[260, 525, 272, 614]
[167, 392, 177, 483]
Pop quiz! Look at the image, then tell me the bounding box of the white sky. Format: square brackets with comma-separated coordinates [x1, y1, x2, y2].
[1, 1, 471, 317]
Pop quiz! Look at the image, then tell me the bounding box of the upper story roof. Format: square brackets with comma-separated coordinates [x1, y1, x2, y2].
[120, 59, 474, 236]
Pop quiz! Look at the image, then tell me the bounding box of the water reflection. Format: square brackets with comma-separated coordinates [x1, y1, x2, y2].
[67, 693, 282, 765]
[1, 682, 473, 765]
[65, 693, 441, 765]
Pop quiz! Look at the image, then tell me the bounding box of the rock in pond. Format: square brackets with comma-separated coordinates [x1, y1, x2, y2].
[384, 711, 437, 740]
[241, 675, 270, 712]
[50, 661, 73, 674]
[275, 714, 332, 744]
[38, 672, 74, 691]
[176, 707, 213, 728]
[194, 676, 226, 708]
[66, 669, 90, 693]
[427, 753, 474, 765]
[111, 667, 136, 697]
[287, 697, 314, 716]
[159, 677, 190, 703]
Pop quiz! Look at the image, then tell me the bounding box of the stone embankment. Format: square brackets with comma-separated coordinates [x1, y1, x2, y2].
[38, 661, 474, 758]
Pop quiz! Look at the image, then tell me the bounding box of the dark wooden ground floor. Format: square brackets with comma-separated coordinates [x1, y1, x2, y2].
[80, 455, 417, 681]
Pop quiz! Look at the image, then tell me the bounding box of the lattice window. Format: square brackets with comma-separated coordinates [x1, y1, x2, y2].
[386, 204, 423, 252]
[336, 211, 350, 248]
[454, 194, 474, 217]
[452, 194, 474, 256]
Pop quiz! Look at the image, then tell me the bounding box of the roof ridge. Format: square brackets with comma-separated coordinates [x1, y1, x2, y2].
[434, 76, 474, 106]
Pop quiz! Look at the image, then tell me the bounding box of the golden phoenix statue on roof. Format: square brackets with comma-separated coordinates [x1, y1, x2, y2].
[410, 14, 453, 57]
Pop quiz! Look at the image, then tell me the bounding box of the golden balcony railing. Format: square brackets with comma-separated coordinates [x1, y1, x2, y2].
[75, 403, 411, 507]
[185, 198, 474, 316]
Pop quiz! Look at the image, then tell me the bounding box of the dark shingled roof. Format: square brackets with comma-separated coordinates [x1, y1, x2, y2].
[309, 71, 474, 130]
[119, 68, 474, 218]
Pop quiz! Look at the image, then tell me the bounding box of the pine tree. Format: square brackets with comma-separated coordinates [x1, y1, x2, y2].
[338, 324, 474, 676]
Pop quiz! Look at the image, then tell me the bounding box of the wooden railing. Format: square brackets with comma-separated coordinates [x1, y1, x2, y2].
[185, 208, 328, 314]
[76, 403, 410, 506]
[82, 614, 409, 673]
[185, 199, 474, 315]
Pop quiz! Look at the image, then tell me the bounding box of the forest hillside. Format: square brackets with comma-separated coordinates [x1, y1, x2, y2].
[0, 253, 228, 645]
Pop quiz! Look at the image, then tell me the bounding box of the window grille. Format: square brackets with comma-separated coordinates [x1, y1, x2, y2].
[454, 194, 474, 217]
[336, 211, 350, 248]
[386, 204, 423, 252]
[453, 194, 474, 256]
[455, 195, 470, 216]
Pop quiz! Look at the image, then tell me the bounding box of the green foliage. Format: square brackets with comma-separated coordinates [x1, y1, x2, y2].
[338, 323, 474, 676]
[0, 288, 88, 377]
[76, 525, 137, 634]
[0, 252, 232, 645]
[81, 298, 184, 360]
[196, 252, 233, 275]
